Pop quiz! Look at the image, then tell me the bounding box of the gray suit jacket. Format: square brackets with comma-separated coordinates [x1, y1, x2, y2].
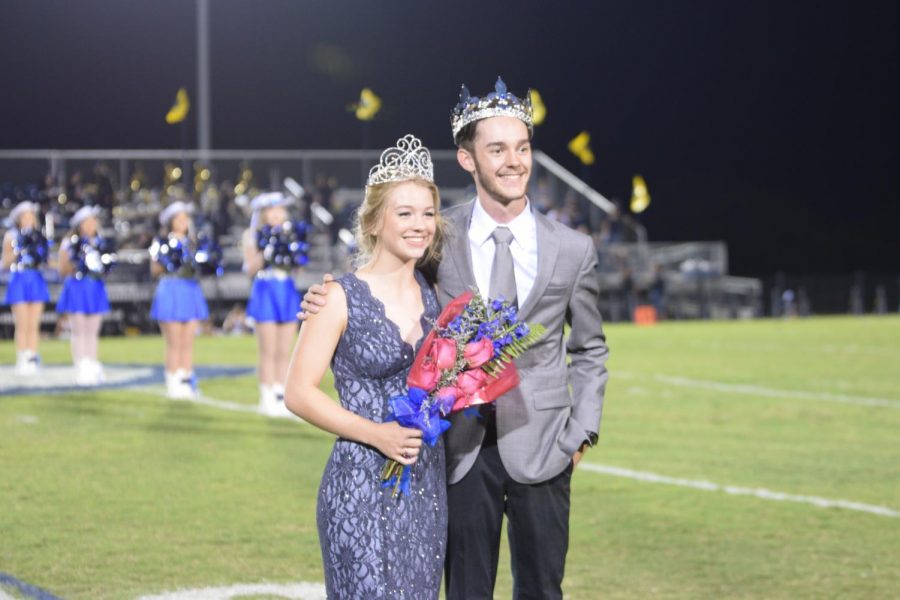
[437, 200, 609, 485]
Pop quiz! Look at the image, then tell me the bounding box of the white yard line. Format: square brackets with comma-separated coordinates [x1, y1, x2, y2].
[139, 386, 898, 519]
[822, 343, 900, 359]
[616, 371, 900, 409]
[581, 463, 900, 518]
[138, 386, 301, 421]
[137, 386, 260, 415]
[135, 581, 326, 600]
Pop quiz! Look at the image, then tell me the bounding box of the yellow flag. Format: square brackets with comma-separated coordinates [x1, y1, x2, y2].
[529, 89, 546, 126]
[354, 87, 382, 121]
[165, 88, 190, 124]
[630, 175, 651, 213]
[568, 131, 595, 165]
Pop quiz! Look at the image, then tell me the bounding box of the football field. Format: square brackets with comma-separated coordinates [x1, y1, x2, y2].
[1, 316, 898, 599]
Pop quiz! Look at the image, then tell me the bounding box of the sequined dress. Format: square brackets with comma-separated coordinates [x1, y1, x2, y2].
[318, 271, 446, 599]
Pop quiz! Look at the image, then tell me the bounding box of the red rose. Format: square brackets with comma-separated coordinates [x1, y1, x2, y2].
[405, 291, 475, 392]
[432, 338, 458, 371]
[456, 368, 490, 396]
[451, 364, 520, 413]
[464, 337, 494, 368]
[435, 385, 459, 415]
[408, 339, 441, 391]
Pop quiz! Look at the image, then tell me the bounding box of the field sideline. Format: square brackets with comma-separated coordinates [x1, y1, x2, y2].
[1, 316, 898, 599]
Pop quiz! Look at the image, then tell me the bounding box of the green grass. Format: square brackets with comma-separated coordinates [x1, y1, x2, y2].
[1, 316, 899, 598]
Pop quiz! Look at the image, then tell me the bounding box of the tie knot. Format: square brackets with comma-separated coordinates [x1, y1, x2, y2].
[491, 226, 514, 245]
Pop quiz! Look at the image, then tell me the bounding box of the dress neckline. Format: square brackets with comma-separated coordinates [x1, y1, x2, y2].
[348, 271, 431, 352]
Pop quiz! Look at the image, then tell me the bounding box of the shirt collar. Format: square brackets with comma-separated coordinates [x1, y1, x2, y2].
[469, 196, 535, 247]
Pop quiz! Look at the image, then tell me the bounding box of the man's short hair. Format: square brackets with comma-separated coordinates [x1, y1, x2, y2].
[455, 119, 534, 152]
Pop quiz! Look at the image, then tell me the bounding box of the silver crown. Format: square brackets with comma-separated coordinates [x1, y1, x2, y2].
[366, 134, 434, 187]
[451, 77, 533, 143]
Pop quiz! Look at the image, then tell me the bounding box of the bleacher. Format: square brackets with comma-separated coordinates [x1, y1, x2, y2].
[0, 148, 764, 332]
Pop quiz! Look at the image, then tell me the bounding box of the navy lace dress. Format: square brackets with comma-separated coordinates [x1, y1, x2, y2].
[317, 271, 447, 599]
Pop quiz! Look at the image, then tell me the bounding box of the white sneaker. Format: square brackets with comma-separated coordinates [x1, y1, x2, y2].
[179, 371, 199, 399]
[16, 351, 40, 375]
[271, 383, 297, 419]
[89, 359, 106, 384]
[166, 371, 187, 399]
[75, 359, 98, 386]
[258, 385, 277, 416]
[15, 351, 30, 375]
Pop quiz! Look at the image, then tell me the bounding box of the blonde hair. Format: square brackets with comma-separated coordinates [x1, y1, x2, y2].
[353, 178, 444, 269]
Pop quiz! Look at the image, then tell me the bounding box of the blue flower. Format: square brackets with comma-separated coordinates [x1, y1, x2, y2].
[515, 323, 530, 339]
[491, 298, 505, 311]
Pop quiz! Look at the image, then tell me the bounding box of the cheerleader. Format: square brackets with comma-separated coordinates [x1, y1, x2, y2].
[243, 192, 308, 417]
[2, 201, 51, 375]
[150, 201, 209, 399]
[56, 205, 115, 385]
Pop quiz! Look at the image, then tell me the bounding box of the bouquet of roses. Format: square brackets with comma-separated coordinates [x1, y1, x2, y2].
[381, 289, 546, 496]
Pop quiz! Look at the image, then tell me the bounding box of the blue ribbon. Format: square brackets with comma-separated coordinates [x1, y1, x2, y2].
[380, 463, 413, 496]
[382, 387, 452, 496]
[388, 387, 451, 446]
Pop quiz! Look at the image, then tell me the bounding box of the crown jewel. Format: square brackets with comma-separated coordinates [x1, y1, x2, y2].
[451, 76, 533, 143]
[366, 134, 434, 187]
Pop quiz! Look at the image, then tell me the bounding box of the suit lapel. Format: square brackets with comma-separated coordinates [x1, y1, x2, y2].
[517, 211, 560, 321]
[443, 200, 477, 291]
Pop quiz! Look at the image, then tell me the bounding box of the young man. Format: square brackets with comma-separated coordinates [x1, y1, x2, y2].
[438, 78, 608, 600]
[302, 78, 609, 599]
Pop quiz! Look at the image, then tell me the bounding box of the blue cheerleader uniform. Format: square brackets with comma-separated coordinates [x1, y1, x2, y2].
[56, 237, 112, 314]
[247, 269, 300, 323]
[149, 235, 210, 322]
[57, 276, 110, 314]
[4, 269, 50, 305]
[3, 229, 50, 305]
[151, 276, 209, 322]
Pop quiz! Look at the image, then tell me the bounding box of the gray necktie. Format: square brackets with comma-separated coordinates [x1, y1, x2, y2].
[489, 226, 517, 307]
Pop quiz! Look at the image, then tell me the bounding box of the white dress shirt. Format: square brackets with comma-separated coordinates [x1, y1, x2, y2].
[467, 197, 538, 305]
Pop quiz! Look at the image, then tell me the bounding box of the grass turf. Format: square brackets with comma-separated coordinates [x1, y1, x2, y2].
[1, 316, 898, 598]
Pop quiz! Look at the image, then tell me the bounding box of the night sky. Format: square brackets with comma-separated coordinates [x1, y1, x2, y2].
[1, 0, 897, 278]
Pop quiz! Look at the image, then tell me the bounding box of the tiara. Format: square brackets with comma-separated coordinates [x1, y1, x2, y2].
[451, 77, 533, 143]
[366, 134, 434, 187]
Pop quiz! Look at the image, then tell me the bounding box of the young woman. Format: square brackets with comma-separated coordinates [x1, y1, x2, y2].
[56, 205, 114, 385]
[3, 201, 51, 375]
[149, 201, 209, 399]
[243, 192, 305, 417]
[285, 134, 447, 598]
